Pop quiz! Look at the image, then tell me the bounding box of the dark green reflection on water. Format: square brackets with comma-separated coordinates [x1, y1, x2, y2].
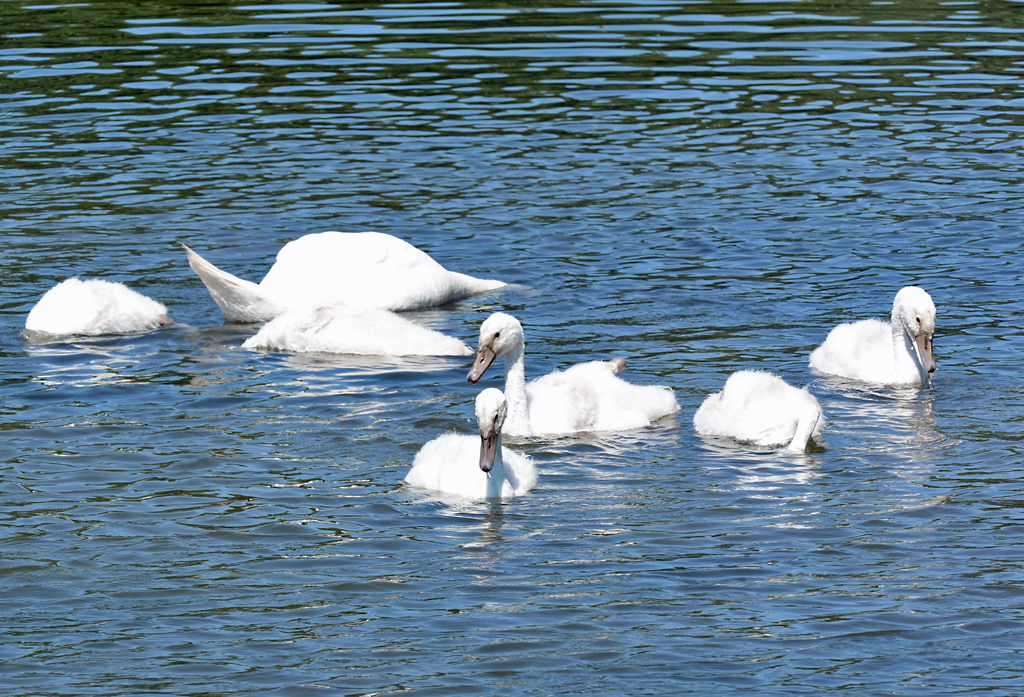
[3, 0, 1023, 127]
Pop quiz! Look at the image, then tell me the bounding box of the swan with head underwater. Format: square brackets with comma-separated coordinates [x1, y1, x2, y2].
[241, 304, 472, 357]
[405, 388, 537, 500]
[466, 312, 680, 436]
[25, 278, 171, 337]
[693, 370, 825, 453]
[809, 285, 937, 386]
[183, 230, 506, 323]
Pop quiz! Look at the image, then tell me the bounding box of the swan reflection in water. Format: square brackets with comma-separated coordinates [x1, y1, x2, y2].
[819, 378, 952, 463]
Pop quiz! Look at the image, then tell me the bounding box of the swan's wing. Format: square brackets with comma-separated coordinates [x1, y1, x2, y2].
[564, 360, 679, 431]
[526, 371, 599, 434]
[809, 319, 894, 381]
[501, 448, 538, 496]
[405, 434, 487, 497]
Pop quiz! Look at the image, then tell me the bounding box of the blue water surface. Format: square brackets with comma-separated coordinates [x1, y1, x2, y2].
[2, 1, 1023, 694]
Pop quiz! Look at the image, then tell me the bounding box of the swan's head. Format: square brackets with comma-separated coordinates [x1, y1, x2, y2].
[893, 286, 937, 374]
[467, 312, 523, 383]
[476, 388, 508, 473]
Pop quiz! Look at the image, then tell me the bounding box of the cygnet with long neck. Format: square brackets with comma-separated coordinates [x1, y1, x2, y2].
[467, 312, 679, 436]
[404, 388, 537, 500]
[809, 286, 937, 385]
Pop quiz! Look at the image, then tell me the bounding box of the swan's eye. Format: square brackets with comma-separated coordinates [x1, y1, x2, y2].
[915, 317, 921, 325]
[495, 332, 501, 339]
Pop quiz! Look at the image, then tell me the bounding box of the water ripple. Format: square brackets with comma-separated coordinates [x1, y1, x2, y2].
[2, 0, 1024, 694]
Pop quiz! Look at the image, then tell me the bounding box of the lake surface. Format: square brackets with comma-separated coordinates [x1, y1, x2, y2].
[3, 1, 1024, 694]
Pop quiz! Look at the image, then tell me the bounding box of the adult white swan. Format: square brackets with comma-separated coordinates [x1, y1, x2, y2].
[241, 305, 471, 356]
[183, 231, 506, 322]
[25, 278, 170, 337]
[693, 370, 825, 452]
[809, 286, 937, 386]
[405, 388, 538, 499]
[466, 312, 680, 436]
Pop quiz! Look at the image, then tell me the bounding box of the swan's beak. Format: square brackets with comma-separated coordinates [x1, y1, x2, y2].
[916, 333, 937, 374]
[479, 431, 498, 473]
[468, 346, 496, 383]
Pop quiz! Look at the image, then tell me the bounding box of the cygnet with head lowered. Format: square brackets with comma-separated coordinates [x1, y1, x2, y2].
[809, 285, 937, 386]
[693, 370, 825, 452]
[25, 278, 170, 337]
[183, 231, 505, 323]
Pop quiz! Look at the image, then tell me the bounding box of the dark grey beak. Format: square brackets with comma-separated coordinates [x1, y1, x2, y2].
[468, 346, 496, 384]
[916, 333, 937, 374]
[479, 431, 498, 472]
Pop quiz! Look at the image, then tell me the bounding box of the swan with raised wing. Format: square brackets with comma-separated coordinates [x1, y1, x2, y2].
[183, 231, 505, 323]
[809, 285, 937, 386]
[25, 278, 170, 337]
[693, 370, 825, 452]
[467, 312, 679, 436]
[405, 388, 538, 499]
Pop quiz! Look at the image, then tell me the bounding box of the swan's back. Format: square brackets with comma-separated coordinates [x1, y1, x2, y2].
[525, 371, 600, 434]
[405, 433, 536, 499]
[524, 359, 679, 435]
[25, 278, 169, 337]
[809, 318, 895, 383]
[259, 231, 505, 312]
[694, 370, 823, 448]
[241, 305, 472, 356]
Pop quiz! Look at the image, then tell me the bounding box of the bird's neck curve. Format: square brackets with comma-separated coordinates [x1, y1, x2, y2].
[485, 431, 506, 498]
[786, 403, 819, 453]
[890, 306, 927, 383]
[503, 339, 531, 436]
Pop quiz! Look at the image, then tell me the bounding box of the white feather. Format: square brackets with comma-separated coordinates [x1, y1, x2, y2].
[184, 231, 505, 323]
[405, 389, 537, 499]
[693, 370, 825, 452]
[242, 305, 471, 356]
[810, 286, 937, 385]
[25, 278, 169, 337]
[468, 313, 679, 436]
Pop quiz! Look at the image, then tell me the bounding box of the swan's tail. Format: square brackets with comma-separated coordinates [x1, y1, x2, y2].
[448, 271, 507, 295]
[182, 244, 284, 323]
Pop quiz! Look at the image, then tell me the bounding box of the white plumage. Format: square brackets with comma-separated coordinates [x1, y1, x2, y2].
[183, 231, 506, 323]
[809, 286, 937, 386]
[693, 370, 825, 452]
[241, 305, 471, 356]
[405, 388, 538, 500]
[467, 312, 680, 436]
[25, 278, 170, 337]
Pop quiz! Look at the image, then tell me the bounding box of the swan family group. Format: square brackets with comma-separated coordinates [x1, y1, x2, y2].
[25, 231, 938, 501]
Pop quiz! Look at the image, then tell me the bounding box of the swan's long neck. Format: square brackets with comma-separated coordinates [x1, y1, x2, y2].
[786, 403, 821, 453]
[485, 434, 506, 498]
[890, 307, 927, 383]
[503, 340, 531, 436]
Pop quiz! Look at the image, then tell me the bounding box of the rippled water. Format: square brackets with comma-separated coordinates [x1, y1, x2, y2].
[3, 1, 1024, 694]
